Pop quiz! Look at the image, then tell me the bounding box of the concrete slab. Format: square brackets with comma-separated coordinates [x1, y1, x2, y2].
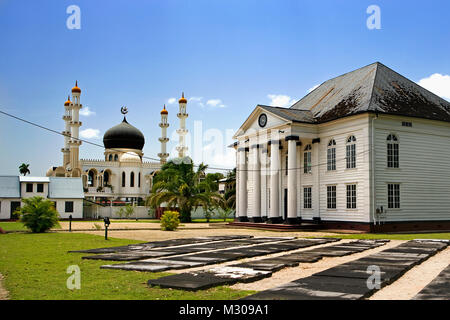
[148, 272, 237, 291]
[208, 267, 272, 282]
[101, 263, 175, 272]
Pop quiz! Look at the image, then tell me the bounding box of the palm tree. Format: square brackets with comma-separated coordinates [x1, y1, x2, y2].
[19, 163, 30, 176]
[146, 159, 222, 222]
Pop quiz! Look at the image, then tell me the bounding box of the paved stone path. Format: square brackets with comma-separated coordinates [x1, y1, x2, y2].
[147, 239, 386, 291]
[414, 263, 450, 300]
[244, 240, 448, 300]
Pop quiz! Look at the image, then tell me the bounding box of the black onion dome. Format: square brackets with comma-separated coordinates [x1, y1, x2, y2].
[103, 117, 145, 150]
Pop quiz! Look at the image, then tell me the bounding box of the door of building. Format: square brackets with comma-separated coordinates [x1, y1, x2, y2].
[10, 201, 21, 219]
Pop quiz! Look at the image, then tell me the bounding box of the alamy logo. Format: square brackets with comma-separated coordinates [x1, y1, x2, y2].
[66, 265, 81, 290]
[366, 265, 381, 289]
[66, 5, 81, 30]
[366, 5, 381, 30]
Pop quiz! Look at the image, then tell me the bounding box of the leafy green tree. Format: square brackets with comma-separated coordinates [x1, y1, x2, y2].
[146, 159, 222, 222]
[19, 163, 30, 176]
[16, 196, 60, 233]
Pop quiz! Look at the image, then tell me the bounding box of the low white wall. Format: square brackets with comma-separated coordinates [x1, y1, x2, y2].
[84, 205, 152, 219]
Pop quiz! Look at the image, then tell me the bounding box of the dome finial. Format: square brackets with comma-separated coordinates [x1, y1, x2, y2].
[161, 104, 168, 115]
[179, 92, 187, 104]
[72, 81, 81, 93]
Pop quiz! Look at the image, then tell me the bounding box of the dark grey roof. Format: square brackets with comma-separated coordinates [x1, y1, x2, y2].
[103, 117, 145, 150]
[285, 62, 450, 124]
[258, 105, 315, 123]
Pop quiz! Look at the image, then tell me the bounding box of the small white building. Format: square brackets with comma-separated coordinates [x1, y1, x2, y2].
[233, 62, 450, 232]
[0, 176, 84, 219]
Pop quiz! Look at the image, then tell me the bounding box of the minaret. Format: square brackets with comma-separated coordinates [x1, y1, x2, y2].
[176, 92, 188, 158]
[62, 95, 72, 167]
[158, 105, 170, 164]
[68, 81, 83, 175]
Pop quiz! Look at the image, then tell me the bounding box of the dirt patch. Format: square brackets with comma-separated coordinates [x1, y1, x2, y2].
[0, 274, 9, 300]
[73, 228, 337, 242]
[369, 246, 450, 300]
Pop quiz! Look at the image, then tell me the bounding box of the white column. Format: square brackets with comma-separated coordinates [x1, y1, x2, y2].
[287, 136, 299, 224]
[269, 140, 281, 223]
[237, 147, 248, 222]
[250, 144, 261, 222]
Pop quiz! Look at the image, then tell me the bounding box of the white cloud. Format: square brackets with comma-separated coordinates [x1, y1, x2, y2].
[190, 96, 203, 102]
[80, 128, 100, 139]
[267, 94, 296, 108]
[167, 97, 176, 104]
[79, 106, 95, 117]
[417, 73, 450, 101]
[206, 99, 226, 108]
[308, 84, 320, 93]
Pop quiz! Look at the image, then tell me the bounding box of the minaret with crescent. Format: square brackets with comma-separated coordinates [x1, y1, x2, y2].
[176, 92, 188, 158]
[158, 105, 170, 164]
[68, 81, 82, 176]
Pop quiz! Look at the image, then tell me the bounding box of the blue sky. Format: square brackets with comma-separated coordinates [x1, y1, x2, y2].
[1, 0, 450, 175]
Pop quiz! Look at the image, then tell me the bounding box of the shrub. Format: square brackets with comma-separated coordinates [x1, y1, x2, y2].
[160, 210, 180, 231]
[217, 208, 234, 222]
[17, 196, 60, 233]
[117, 204, 134, 218]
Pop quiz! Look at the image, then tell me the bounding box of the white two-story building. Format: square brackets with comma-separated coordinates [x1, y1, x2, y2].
[233, 62, 450, 232]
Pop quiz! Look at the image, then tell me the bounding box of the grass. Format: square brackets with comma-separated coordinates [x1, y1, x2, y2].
[191, 218, 234, 223]
[323, 232, 450, 240]
[0, 222, 28, 231]
[0, 232, 256, 300]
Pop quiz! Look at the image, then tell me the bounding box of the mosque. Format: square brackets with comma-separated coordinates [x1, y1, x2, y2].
[46, 82, 189, 205]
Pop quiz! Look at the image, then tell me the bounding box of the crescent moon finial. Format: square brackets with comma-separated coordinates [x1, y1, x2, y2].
[120, 106, 128, 115]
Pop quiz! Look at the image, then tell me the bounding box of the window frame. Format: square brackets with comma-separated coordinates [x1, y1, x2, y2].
[346, 184, 357, 209]
[303, 186, 312, 209]
[327, 139, 336, 171]
[387, 134, 399, 168]
[346, 135, 357, 169]
[387, 183, 401, 209]
[303, 144, 312, 174]
[26, 183, 33, 193]
[37, 183, 44, 193]
[65, 201, 74, 213]
[327, 185, 337, 209]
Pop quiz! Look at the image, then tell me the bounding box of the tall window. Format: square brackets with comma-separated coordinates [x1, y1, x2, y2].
[303, 187, 312, 209]
[122, 172, 126, 187]
[304, 144, 312, 174]
[138, 172, 141, 188]
[387, 134, 399, 168]
[130, 172, 135, 187]
[327, 185, 337, 209]
[37, 183, 44, 193]
[388, 184, 400, 208]
[346, 136, 356, 169]
[26, 183, 33, 193]
[346, 184, 357, 209]
[114, 154, 119, 161]
[327, 139, 336, 171]
[108, 154, 113, 161]
[88, 170, 95, 186]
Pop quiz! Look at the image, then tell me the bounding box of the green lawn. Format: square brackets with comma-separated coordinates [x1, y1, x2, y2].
[0, 222, 28, 231]
[0, 232, 255, 300]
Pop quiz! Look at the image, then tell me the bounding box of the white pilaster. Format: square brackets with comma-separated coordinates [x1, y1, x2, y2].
[287, 136, 299, 224]
[269, 140, 281, 223]
[237, 147, 248, 222]
[250, 144, 261, 222]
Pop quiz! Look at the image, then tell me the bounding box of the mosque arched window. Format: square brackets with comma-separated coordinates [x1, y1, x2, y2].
[108, 154, 113, 161]
[130, 172, 135, 187]
[114, 154, 119, 161]
[104, 171, 110, 185]
[88, 170, 95, 186]
[122, 172, 126, 187]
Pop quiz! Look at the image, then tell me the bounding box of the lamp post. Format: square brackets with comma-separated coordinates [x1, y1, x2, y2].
[103, 217, 110, 240]
[69, 214, 72, 232]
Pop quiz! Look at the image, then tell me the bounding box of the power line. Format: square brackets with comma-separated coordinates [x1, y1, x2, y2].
[0, 109, 234, 172]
